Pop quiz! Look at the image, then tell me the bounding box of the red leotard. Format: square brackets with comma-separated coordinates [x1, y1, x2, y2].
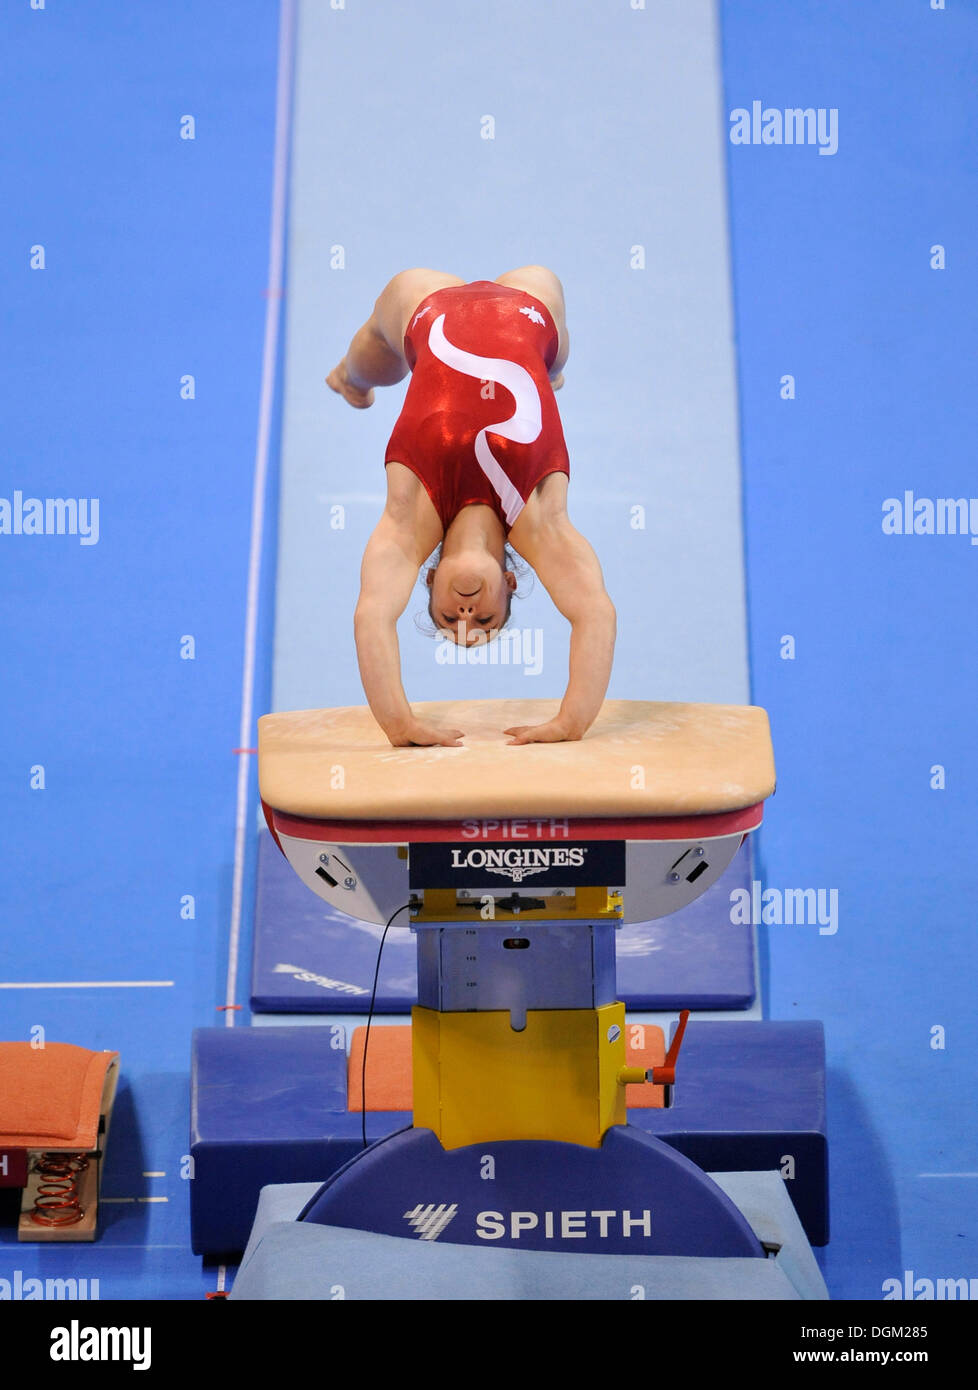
[384, 280, 569, 533]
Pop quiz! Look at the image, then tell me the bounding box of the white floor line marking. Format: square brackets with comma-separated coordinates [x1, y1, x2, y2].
[102, 1196, 170, 1204]
[0, 1247, 200, 1255]
[918, 1172, 978, 1178]
[0, 981, 174, 989]
[224, 0, 297, 1030]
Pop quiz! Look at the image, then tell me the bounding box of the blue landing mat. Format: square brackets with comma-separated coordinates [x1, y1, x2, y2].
[228, 1174, 828, 1300]
[251, 830, 756, 1013]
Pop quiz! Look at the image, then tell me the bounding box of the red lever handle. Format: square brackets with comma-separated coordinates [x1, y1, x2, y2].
[650, 1009, 690, 1086]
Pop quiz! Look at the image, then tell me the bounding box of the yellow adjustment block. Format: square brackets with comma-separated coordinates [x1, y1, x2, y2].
[412, 1002, 627, 1150]
[412, 887, 623, 923]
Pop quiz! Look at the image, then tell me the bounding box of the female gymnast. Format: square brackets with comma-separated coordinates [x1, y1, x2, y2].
[327, 265, 616, 748]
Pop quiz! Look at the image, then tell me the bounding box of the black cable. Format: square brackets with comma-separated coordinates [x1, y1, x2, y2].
[361, 902, 412, 1149]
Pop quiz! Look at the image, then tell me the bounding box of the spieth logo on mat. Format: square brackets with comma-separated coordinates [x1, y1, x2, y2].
[403, 1203, 458, 1241]
[449, 846, 586, 883]
[477, 1209, 653, 1241]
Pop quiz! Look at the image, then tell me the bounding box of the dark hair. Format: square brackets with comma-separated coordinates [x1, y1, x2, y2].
[416, 543, 529, 637]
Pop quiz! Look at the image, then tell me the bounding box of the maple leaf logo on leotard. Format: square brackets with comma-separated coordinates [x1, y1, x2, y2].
[519, 305, 546, 326]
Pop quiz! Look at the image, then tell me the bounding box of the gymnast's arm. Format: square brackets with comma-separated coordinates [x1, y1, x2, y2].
[505, 518, 616, 744]
[355, 515, 465, 748]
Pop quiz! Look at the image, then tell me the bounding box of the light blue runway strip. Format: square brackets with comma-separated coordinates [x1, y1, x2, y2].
[273, 0, 749, 714]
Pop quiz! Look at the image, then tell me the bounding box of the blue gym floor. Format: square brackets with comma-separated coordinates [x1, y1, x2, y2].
[2, 0, 976, 1303]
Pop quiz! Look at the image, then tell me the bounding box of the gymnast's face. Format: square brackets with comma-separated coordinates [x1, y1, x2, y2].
[427, 554, 517, 645]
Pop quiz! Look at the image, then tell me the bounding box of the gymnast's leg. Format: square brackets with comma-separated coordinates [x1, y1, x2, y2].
[327, 268, 465, 407]
[494, 264, 570, 388]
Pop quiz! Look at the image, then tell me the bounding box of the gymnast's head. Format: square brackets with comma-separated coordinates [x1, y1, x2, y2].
[424, 543, 519, 645]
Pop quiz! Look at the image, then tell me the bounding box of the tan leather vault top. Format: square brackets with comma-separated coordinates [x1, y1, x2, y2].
[258, 700, 776, 821]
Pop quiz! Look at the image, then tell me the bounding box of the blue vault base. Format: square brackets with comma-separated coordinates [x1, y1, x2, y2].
[229, 1172, 828, 1301]
[299, 1126, 765, 1257]
[190, 1019, 827, 1255]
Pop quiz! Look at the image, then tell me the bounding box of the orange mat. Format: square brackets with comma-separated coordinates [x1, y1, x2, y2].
[348, 1026, 415, 1113]
[0, 1043, 118, 1150]
[349, 1024, 666, 1112]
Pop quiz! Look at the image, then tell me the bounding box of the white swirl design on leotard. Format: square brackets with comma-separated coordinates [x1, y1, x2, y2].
[426, 312, 542, 526]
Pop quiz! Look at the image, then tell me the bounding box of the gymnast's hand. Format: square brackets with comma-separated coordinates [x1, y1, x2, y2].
[389, 717, 466, 748]
[504, 717, 582, 746]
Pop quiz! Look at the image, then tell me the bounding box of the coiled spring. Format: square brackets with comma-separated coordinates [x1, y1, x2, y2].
[28, 1153, 89, 1227]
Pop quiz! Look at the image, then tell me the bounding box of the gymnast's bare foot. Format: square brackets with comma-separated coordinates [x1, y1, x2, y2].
[326, 359, 375, 409]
